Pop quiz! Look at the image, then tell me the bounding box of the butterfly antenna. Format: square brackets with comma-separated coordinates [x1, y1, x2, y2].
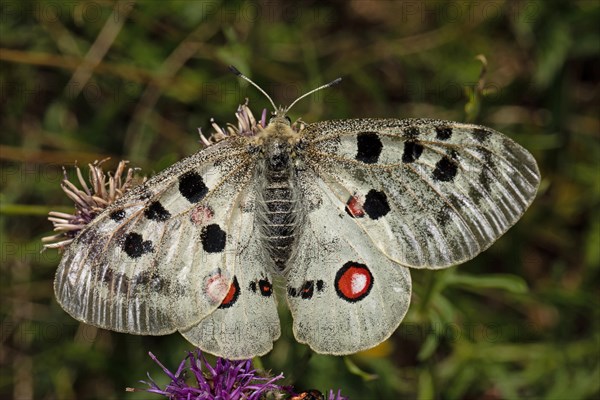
[285, 77, 342, 114]
[229, 65, 278, 113]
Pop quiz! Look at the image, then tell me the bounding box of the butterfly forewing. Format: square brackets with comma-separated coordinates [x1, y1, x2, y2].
[302, 118, 540, 268]
[54, 138, 256, 334]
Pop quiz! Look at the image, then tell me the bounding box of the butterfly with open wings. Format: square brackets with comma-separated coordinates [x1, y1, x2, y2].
[52, 67, 540, 359]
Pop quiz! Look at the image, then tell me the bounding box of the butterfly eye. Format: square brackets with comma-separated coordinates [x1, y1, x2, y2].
[285, 116, 292, 124]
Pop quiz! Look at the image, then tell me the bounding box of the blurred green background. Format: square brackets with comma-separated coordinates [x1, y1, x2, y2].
[1, 1, 599, 399]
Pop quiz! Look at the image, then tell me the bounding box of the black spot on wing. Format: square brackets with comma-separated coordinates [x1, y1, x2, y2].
[363, 189, 390, 219]
[144, 201, 171, 222]
[435, 126, 453, 140]
[110, 210, 125, 221]
[316, 280, 324, 292]
[355, 132, 383, 164]
[432, 156, 458, 182]
[402, 141, 423, 163]
[288, 280, 320, 299]
[179, 171, 208, 203]
[121, 232, 154, 258]
[200, 223, 226, 253]
[404, 127, 420, 138]
[473, 127, 492, 142]
[300, 281, 315, 299]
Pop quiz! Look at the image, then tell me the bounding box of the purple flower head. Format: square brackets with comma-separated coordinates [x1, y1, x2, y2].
[136, 350, 286, 400]
[131, 350, 350, 400]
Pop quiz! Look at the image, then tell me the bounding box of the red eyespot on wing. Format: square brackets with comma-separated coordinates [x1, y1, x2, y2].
[334, 262, 373, 302]
[218, 276, 240, 309]
[258, 278, 273, 297]
[345, 195, 365, 218]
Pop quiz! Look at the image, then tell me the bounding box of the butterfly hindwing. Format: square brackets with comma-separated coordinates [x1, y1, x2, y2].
[286, 169, 412, 355]
[54, 138, 256, 335]
[180, 187, 281, 359]
[302, 118, 540, 268]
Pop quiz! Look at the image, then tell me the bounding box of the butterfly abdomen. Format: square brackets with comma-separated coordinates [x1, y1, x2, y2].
[256, 135, 302, 272]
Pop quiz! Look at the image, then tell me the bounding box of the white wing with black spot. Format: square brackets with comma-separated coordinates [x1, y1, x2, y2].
[286, 169, 412, 355]
[180, 186, 281, 360]
[54, 138, 257, 335]
[302, 118, 540, 269]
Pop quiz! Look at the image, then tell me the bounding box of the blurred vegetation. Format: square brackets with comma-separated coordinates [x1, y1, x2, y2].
[1, 0, 599, 399]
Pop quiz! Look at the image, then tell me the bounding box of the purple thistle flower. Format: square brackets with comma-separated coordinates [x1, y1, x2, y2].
[130, 349, 350, 400]
[131, 350, 287, 400]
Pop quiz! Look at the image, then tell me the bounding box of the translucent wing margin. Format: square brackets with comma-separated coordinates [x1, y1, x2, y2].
[302, 118, 540, 268]
[54, 138, 256, 334]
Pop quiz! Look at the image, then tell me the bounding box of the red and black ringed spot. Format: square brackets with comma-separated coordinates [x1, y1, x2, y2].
[345, 195, 365, 218]
[218, 276, 240, 309]
[287, 280, 324, 299]
[258, 278, 273, 297]
[334, 262, 374, 303]
[300, 281, 315, 299]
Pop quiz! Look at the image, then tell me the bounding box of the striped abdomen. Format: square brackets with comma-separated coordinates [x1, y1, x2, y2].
[258, 164, 301, 271]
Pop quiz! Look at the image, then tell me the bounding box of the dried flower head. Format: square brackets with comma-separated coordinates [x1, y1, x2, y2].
[42, 159, 143, 250]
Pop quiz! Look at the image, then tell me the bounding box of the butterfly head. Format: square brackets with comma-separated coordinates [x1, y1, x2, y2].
[268, 108, 293, 127]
